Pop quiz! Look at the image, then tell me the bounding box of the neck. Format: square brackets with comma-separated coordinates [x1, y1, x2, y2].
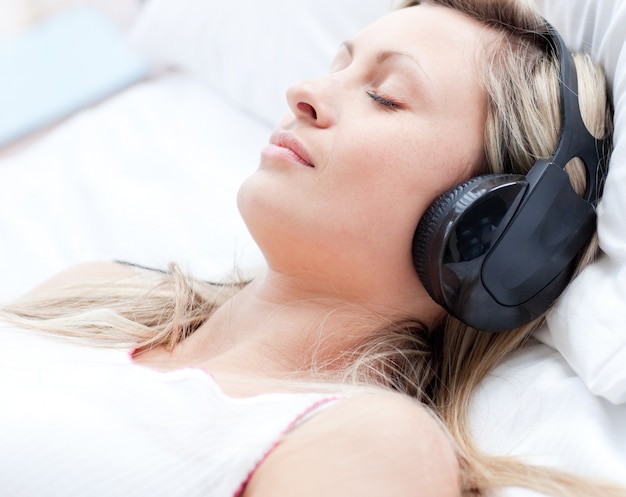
[161, 269, 410, 380]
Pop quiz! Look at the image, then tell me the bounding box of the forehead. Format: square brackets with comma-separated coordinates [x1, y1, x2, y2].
[349, 4, 491, 98]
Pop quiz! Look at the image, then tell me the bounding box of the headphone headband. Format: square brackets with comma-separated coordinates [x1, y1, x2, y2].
[544, 22, 610, 204]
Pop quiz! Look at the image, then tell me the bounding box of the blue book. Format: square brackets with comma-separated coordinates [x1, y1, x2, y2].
[0, 7, 150, 148]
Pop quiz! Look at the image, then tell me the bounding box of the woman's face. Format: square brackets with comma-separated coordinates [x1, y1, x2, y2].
[238, 4, 492, 317]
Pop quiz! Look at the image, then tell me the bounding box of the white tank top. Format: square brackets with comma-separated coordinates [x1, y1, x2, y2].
[0, 323, 339, 497]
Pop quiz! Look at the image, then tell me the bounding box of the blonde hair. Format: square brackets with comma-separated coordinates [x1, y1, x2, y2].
[1, 1, 620, 496]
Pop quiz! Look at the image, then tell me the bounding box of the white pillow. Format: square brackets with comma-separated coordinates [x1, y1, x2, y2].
[128, 0, 392, 126]
[532, 0, 626, 403]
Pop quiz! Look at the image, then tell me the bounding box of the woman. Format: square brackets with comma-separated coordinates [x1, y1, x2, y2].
[0, 0, 621, 496]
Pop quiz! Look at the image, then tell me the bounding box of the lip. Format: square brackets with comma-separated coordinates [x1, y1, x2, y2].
[266, 130, 315, 168]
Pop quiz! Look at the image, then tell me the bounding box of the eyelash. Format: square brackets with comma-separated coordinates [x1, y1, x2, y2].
[367, 91, 400, 110]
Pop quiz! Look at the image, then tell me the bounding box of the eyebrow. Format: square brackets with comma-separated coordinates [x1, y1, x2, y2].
[341, 41, 434, 95]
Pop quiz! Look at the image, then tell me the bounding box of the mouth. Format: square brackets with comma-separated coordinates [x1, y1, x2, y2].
[269, 130, 315, 168]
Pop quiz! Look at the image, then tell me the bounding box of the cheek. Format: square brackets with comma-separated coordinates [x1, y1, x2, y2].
[338, 139, 444, 215]
[342, 141, 479, 256]
[326, 152, 432, 249]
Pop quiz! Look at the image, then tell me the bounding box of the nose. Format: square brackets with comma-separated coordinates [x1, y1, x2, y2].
[285, 77, 336, 128]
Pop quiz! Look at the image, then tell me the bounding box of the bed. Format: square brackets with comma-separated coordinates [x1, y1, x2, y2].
[0, 0, 625, 494]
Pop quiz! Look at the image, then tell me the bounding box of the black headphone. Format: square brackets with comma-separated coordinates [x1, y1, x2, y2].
[412, 22, 611, 332]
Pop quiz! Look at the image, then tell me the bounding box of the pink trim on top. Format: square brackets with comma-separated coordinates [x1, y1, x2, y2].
[233, 396, 343, 497]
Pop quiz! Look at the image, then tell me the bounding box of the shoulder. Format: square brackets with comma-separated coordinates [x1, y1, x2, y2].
[243, 393, 460, 497]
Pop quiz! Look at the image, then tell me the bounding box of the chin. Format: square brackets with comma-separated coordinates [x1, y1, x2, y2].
[236, 176, 259, 238]
[236, 173, 288, 258]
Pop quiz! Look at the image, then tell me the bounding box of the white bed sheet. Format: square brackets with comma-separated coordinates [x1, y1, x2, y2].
[0, 72, 267, 303]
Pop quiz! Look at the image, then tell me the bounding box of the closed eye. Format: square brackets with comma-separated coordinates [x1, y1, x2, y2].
[367, 91, 400, 110]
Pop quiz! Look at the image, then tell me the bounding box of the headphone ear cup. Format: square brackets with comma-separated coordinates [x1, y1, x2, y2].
[412, 174, 528, 312]
[412, 177, 487, 303]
